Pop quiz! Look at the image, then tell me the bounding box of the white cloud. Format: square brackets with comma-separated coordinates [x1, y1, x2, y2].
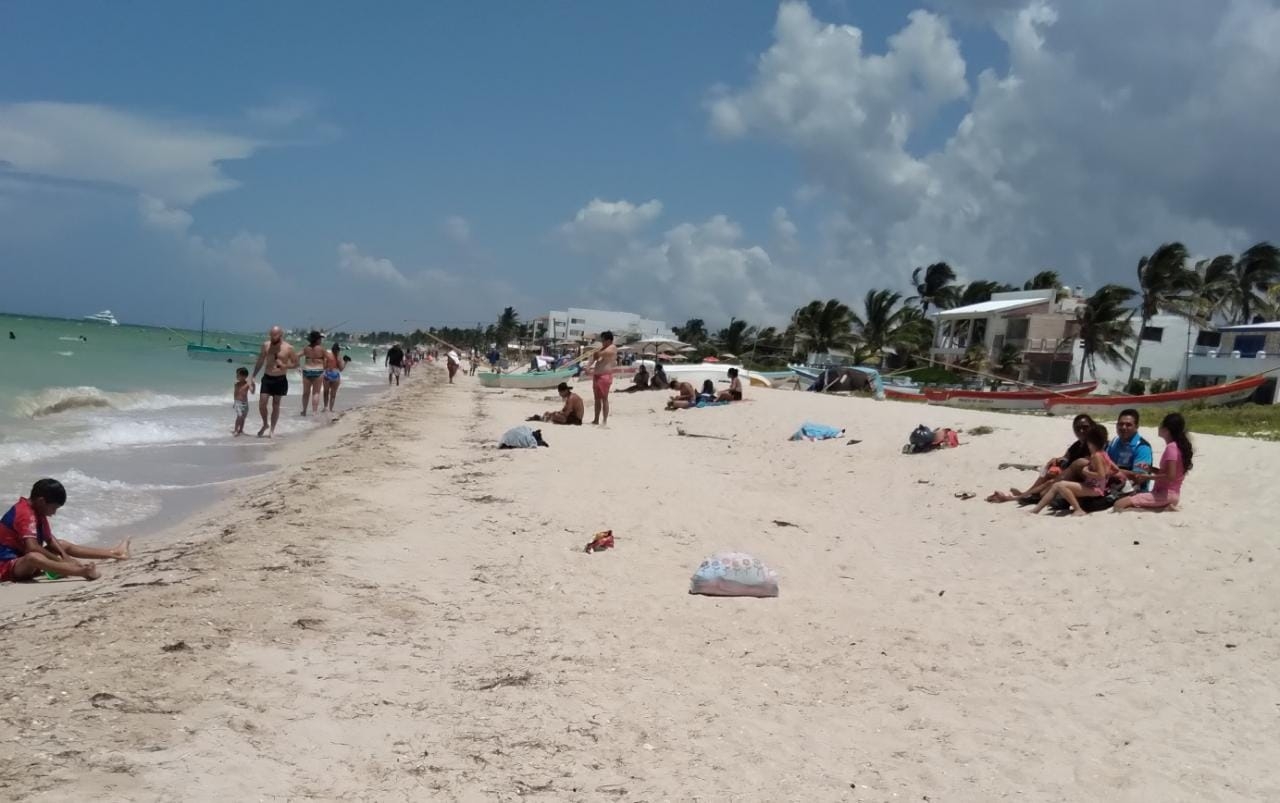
[245, 97, 318, 128]
[138, 194, 194, 233]
[443, 215, 471, 244]
[771, 206, 799, 249]
[558, 198, 664, 251]
[704, 0, 1277, 302]
[0, 101, 259, 206]
[337, 242, 408, 286]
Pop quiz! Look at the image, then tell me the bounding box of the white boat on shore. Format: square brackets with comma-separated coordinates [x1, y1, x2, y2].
[84, 310, 119, 325]
[639, 361, 773, 388]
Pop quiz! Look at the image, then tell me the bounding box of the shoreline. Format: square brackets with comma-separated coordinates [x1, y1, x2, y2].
[2, 370, 1276, 800]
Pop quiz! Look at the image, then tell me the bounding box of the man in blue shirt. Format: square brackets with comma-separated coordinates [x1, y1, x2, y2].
[1107, 408, 1154, 489]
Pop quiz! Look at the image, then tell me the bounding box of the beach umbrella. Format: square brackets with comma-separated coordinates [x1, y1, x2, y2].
[702, 355, 720, 363]
[720, 352, 738, 360]
[622, 336, 691, 355]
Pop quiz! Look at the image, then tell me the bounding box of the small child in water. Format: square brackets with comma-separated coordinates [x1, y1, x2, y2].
[233, 367, 253, 435]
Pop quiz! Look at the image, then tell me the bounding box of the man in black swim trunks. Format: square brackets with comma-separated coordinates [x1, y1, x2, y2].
[385, 343, 405, 386]
[251, 326, 298, 438]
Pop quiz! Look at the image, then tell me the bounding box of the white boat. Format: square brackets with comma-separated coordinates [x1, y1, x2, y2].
[84, 310, 119, 325]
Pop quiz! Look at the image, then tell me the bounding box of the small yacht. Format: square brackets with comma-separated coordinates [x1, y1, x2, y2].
[84, 309, 120, 325]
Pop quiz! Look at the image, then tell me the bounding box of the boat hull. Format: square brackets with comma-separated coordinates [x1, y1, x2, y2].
[885, 387, 927, 402]
[923, 381, 1098, 410]
[478, 368, 578, 390]
[187, 344, 258, 364]
[1044, 375, 1266, 416]
[644, 362, 774, 388]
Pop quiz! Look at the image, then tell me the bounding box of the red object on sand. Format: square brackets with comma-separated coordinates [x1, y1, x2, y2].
[585, 530, 615, 553]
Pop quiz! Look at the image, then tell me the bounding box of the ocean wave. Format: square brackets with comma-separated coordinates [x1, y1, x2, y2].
[13, 386, 228, 418]
[0, 418, 226, 468]
[55, 350, 74, 357]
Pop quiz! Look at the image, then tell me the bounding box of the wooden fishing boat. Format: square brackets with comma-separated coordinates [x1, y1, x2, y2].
[885, 386, 927, 402]
[478, 367, 578, 390]
[923, 380, 1098, 411]
[1044, 375, 1266, 416]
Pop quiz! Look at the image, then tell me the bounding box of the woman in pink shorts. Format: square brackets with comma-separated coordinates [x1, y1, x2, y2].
[1114, 413, 1193, 512]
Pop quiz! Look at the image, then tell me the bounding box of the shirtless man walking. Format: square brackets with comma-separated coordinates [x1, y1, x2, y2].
[251, 326, 298, 438]
[588, 330, 617, 426]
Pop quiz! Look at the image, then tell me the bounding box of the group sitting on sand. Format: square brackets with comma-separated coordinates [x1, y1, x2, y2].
[986, 408, 1193, 515]
[666, 368, 745, 410]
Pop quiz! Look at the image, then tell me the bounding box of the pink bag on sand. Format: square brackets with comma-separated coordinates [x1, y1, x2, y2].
[689, 552, 779, 598]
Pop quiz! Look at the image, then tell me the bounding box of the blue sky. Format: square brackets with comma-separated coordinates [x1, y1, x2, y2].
[2, 1, 1276, 332]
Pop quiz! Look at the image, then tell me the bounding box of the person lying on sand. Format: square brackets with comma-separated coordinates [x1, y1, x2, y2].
[542, 382, 584, 425]
[0, 479, 130, 583]
[717, 368, 744, 402]
[987, 414, 1095, 503]
[666, 380, 698, 410]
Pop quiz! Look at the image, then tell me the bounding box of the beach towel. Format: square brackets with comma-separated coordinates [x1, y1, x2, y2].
[694, 400, 731, 409]
[498, 426, 549, 449]
[789, 422, 845, 441]
[689, 552, 779, 598]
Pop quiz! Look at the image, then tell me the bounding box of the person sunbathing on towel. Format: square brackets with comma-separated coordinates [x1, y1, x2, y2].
[542, 383, 584, 425]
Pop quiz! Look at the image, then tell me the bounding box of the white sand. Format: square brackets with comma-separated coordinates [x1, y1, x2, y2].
[1, 368, 1277, 801]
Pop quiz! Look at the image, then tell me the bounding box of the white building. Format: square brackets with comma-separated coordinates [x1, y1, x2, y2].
[931, 288, 1198, 390]
[534, 307, 673, 344]
[1185, 321, 1280, 404]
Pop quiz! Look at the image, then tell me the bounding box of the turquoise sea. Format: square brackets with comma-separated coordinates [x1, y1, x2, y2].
[0, 312, 386, 545]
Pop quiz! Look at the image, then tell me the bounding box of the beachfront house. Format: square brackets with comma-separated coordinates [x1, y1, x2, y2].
[931, 288, 1196, 389]
[534, 308, 674, 346]
[1185, 322, 1280, 404]
[931, 289, 1082, 383]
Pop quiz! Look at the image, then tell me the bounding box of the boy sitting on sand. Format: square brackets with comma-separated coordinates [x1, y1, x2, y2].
[0, 479, 130, 583]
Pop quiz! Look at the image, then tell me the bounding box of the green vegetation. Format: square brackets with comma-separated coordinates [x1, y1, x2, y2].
[1130, 403, 1280, 441]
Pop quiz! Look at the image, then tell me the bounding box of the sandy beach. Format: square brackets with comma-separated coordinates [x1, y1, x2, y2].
[2, 366, 1277, 802]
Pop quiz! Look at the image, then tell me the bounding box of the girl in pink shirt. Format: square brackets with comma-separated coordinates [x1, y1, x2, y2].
[1114, 413, 1192, 512]
[1031, 423, 1116, 517]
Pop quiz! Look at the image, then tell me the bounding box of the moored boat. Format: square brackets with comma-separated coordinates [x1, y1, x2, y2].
[643, 361, 774, 388]
[923, 380, 1097, 411]
[1044, 375, 1266, 416]
[478, 367, 578, 390]
[186, 343, 259, 364]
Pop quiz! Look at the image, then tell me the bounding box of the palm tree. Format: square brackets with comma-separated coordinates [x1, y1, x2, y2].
[1023, 270, 1062, 291]
[1077, 284, 1137, 382]
[789, 299, 856, 357]
[1202, 242, 1280, 325]
[851, 289, 924, 368]
[955, 280, 1016, 306]
[673, 318, 708, 345]
[715, 318, 758, 356]
[495, 306, 520, 346]
[909, 262, 957, 313]
[1128, 242, 1199, 386]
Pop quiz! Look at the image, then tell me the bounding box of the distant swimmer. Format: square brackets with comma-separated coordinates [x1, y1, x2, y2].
[8, 331, 14, 340]
[300, 330, 326, 416]
[0, 479, 131, 583]
[372, 348, 378, 363]
[251, 325, 298, 438]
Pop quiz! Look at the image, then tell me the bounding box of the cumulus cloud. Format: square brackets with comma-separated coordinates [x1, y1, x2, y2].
[558, 198, 664, 251]
[138, 195, 194, 234]
[338, 242, 408, 286]
[0, 101, 259, 206]
[705, 0, 1277, 300]
[443, 215, 471, 244]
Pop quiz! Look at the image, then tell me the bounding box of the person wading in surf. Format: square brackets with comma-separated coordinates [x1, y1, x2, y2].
[251, 326, 298, 438]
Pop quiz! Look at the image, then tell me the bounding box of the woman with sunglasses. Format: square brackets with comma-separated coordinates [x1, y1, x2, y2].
[986, 414, 1097, 503]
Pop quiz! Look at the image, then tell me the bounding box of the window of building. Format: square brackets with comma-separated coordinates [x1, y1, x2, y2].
[1004, 318, 1029, 341]
[570, 317, 586, 324]
[1138, 367, 1152, 380]
[1196, 331, 1221, 348]
[1141, 326, 1164, 342]
[1234, 335, 1266, 356]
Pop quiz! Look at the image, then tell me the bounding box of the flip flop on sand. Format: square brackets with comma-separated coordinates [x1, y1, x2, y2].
[954, 492, 976, 500]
